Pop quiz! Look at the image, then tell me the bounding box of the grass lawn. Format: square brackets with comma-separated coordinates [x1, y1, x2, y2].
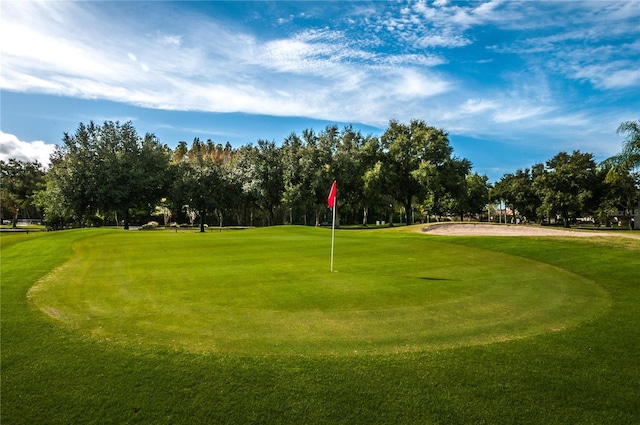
[2, 226, 639, 424]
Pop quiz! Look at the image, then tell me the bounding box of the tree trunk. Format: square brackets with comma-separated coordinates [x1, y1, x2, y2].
[200, 209, 207, 233]
[404, 199, 412, 225]
[363, 206, 368, 226]
[123, 209, 130, 230]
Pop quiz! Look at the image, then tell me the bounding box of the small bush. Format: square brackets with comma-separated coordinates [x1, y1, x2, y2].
[87, 214, 104, 227]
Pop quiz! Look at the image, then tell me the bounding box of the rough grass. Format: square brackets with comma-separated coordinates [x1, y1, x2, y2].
[2, 226, 639, 424]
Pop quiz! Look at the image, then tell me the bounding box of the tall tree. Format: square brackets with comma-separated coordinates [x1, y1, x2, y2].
[359, 135, 384, 225]
[281, 132, 305, 224]
[534, 151, 598, 227]
[602, 119, 640, 172]
[170, 139, 227, 232]
[254, 140, 284, 225]
[600, 119, 640, 229]
[598, 165, 639, 229]
[492, 166, 543, 224]
[0, 159, 45, 227]
[47, 122, 101, 225]
[231, 141, 284, 226]
[44, 121, 170, 228]
[33, 178, 73, 229]
[332, 126, 369, 225]
[228, 145, 259, 226]
[381, 119, 458, 224]
[96, 122, 171, 228]
[452, 172, 490, 221]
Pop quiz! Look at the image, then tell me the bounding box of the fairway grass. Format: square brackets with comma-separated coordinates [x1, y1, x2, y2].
[2, 226, 639, 424]
[28, 227, 608, 355]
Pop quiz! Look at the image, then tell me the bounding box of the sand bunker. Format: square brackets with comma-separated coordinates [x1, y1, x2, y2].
[421, 223, 638, 238]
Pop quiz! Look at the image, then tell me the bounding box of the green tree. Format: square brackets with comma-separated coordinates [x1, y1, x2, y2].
[491, 173, 515, 222]
[0, 159, 46, 227]
[281, 132, 309, 224]
[49, 122, 100, 225]
[44, 121, 170, 228]
[381, 120, 460, 224]
[598, 166, 639, 229]
[534, 151, 598, 227]
[602, 119, 640, 172]
[429, 157, 472, 220]
[170, 139, 227, 232]
[457, 172, 490, 221]
[33, 178, 73, 229]
[231, 141, 283, 226]
[254, 140, 284, 226]
[96, 122, 171, 228]
[332, 126, 370, 226]
[492, 166, 543, 224]
[600, 119, 640, 229]
[359, 136, 384, 225]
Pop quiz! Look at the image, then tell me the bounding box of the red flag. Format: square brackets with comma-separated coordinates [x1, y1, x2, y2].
[327, 180, 337, 208]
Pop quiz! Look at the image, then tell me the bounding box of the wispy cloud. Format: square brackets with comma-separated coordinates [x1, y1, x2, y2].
[0, 1, 452, 127]
[0, 0, 636, 164]
[486, 2, 640, 90]
[572, 61, 640, 90]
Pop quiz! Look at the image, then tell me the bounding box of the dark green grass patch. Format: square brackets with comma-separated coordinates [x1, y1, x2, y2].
[2, 227, 639, 424]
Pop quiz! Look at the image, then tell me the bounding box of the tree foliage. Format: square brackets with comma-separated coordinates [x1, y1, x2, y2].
[534, 151, 598, 227]
[381, 119, 464, 223]
[602, 119, 640, 173]
[42, 121, 170, 228]
[0, 159, 45, 226]
[22, 118, 638, 230]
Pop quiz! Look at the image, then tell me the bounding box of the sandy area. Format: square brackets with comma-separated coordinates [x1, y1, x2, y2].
[421, 223, 640, 238]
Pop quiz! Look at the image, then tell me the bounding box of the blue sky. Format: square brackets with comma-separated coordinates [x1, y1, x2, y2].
[1, 0, 639, 181]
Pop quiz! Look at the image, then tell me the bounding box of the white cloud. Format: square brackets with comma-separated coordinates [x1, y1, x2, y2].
[571, 61, 640, 90]
[0, 1, 459, 127]
[414, 30, 471, 48]
[492, 105, 555, 124]
[0, 132, 57, 167]
[0, 0, 636, 159]
[485, 3, 640, 91]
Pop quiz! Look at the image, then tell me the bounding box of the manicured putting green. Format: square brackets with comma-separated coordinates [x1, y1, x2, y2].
[29, 226, 609, 356]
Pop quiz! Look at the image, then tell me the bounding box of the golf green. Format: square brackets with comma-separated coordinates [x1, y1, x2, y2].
[28, 226, 609, 356]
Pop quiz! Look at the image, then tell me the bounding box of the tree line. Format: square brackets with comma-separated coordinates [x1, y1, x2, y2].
[1, 119, 638, 231]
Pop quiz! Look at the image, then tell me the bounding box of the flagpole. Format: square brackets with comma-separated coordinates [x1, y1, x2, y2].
[327, 180, 337, 272]
[330, 201, 336, 272]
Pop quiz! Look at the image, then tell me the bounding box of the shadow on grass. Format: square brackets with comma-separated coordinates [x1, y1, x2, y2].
[420, 277, 458, 281]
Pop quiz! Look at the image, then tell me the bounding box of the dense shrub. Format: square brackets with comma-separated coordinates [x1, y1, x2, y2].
[87, 214, 104, 227]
